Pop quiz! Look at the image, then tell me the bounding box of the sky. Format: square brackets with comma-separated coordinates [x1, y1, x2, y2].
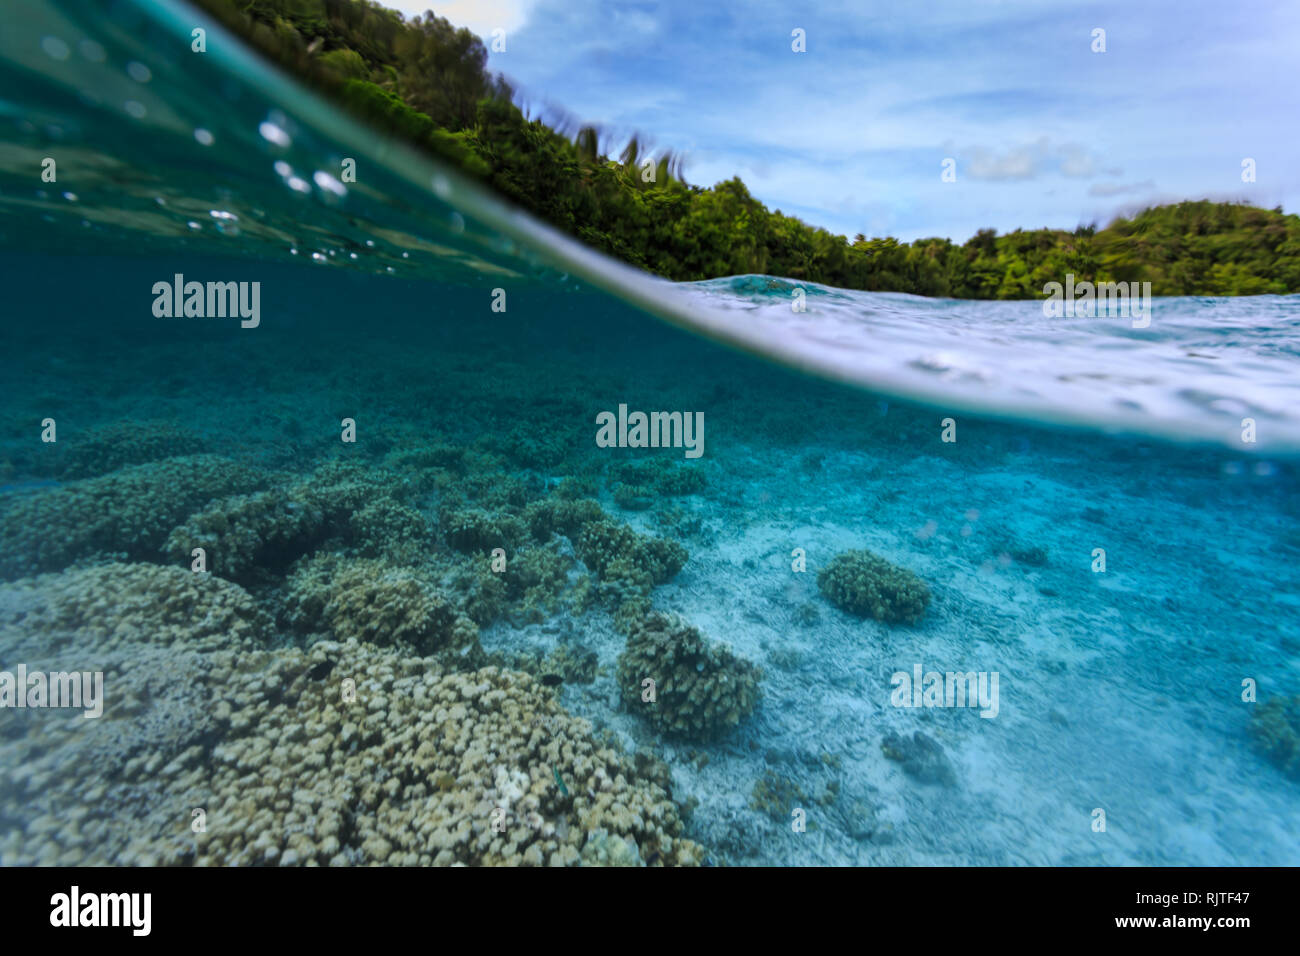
[388, 0, 1300, 242]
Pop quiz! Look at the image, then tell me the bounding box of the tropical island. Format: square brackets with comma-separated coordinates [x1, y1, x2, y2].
[196, 0, 1300, 298]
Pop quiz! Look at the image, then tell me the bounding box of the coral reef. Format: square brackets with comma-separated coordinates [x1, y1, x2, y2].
[576, 519, 686, 588]
[616, 612, 761, 741]
[0, 455, 265, 578]
[533, 643, 599, 686]
[164, 489, 325, 581]
[817, 549, 930, 625]
[55, 420, 207, 479]
[609, 459, 706, 498]
[579, 829, 643, 866]
[162, 458, 430, 580]
[523, 496, 603, 542]
[0, 562, 270, 655]
[347, 497, 429, 560]
[281, 555, 475, 656]
[0, 432, 708, 866]
[504, 543, 574, 621]
[441, 508, 526, 554]
[0, 638, 703, 866]
[750, 772, 807, 823]
[447, 558, 509, 626]
[612, 482, 653, 511]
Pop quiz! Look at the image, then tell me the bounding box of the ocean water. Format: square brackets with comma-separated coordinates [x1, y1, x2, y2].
[0, 0, 1298, 867]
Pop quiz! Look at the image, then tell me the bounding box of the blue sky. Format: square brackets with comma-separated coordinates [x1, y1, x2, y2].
[390, 0, 1300, 242]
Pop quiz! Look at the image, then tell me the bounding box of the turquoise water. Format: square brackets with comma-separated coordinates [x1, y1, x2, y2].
[0, 0, 1297, 866]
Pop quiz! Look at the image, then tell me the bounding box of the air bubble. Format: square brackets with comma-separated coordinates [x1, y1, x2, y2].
[259, 120, 291, 148]
[126, 61, 152, 83]
[312, 170, 347, 198]
[194, 128, 214, 146]
[41, 37, 70, 61]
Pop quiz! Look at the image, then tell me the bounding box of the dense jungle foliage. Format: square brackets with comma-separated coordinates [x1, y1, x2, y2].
[196, 0, 1300, 297]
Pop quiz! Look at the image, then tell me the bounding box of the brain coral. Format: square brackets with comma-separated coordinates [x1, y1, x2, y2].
[817, 549, 930, 624]
[616, 613, 761, 741]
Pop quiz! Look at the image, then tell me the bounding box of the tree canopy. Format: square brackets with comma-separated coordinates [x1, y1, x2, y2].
[197, 0, 1300, 298]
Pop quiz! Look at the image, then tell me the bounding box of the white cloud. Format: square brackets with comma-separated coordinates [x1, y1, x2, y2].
[1088, 180, 1156, 197]
[385, 1, 539, 39]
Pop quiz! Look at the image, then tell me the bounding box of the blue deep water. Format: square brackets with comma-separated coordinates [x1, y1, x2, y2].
[0, 0, 1297, 866]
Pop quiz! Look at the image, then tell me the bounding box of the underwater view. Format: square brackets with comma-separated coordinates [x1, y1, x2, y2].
[1, 0, 1298, 880]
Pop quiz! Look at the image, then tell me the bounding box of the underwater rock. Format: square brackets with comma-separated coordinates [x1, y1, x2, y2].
[0, 455, 266, 579]
[817, 549, 930, 625]
[881, 730, 957, 786]
[617, 612, 761, 741]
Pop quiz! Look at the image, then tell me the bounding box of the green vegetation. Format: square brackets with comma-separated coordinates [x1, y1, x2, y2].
[196, 0, 1300, 298]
